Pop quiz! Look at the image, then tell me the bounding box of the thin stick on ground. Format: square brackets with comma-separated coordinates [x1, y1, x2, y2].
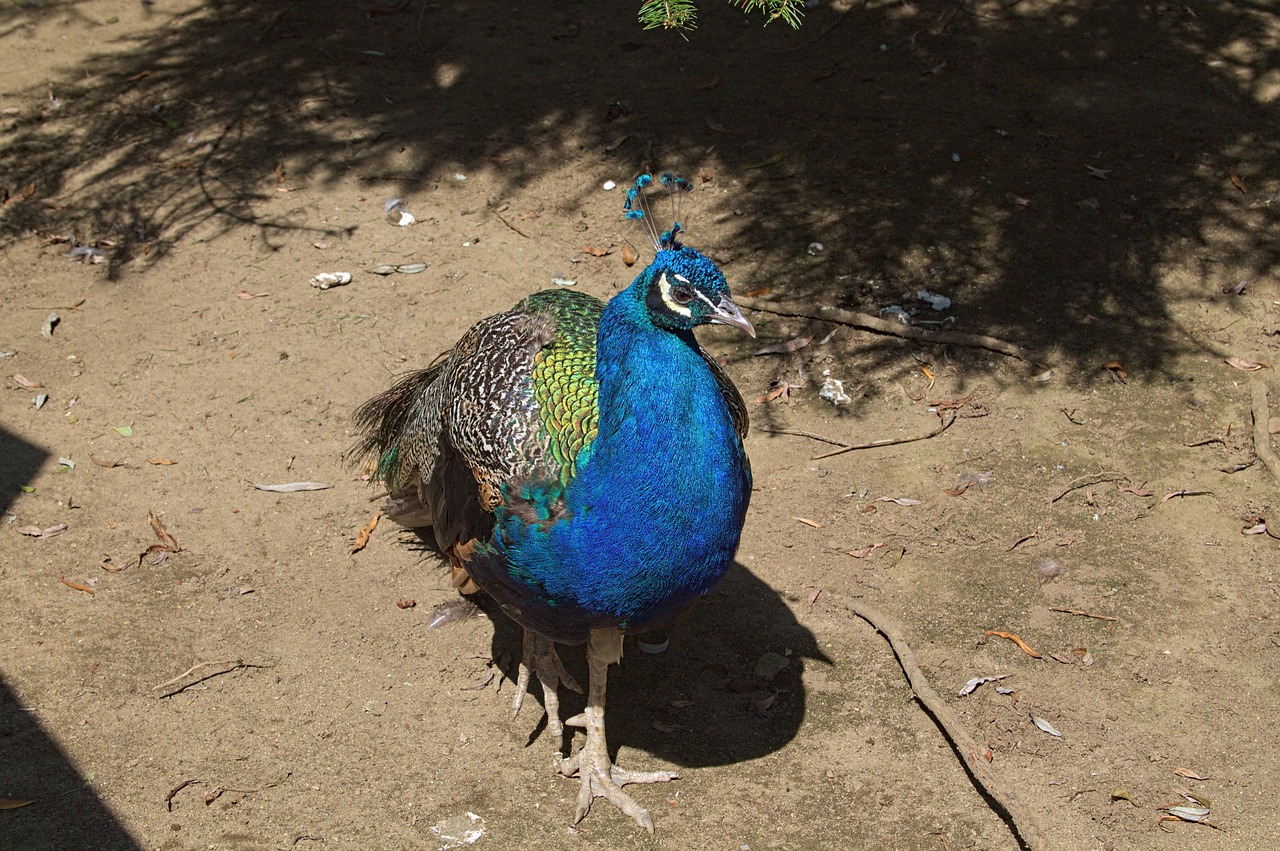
[487, 204, 530, 238]
[810, 411, 957, 460]
[152, 659, 268, 698]
[839, 596, 1050, 851]
[1250, 379, 1280, 488]
[760, 427, 850, 447]
[1049, 607, 1118, 622]
[1049, 471, 1126, 504]
[736, 296, 1046, 366]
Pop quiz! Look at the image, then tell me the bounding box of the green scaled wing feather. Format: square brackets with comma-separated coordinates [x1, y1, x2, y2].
[521, 290, 602, 483]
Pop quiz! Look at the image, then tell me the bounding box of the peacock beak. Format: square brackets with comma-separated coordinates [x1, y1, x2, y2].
[707, 295, 756, 338]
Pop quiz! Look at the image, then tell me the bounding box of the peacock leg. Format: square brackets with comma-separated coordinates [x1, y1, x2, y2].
[512, 627, 581, 740]
[557, 629, 677, 833]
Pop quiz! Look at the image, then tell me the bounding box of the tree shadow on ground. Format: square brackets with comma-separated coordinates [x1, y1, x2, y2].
[1, 0, 1275, 380]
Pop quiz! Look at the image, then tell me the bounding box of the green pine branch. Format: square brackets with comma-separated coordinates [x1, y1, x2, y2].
[638, 0, 803, 31]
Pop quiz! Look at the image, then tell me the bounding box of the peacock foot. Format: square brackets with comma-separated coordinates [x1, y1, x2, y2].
[556, 720, 678, 833]
[512, 628, 581, 740]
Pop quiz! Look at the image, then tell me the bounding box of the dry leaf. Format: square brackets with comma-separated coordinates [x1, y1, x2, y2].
[1225, 355, 1265, 372]
[845, 543, 885, 558]
[90, 456, 125, 468]
[1161, 489, 1211, 502]
[148, 512, 181, 552]
[0, 798, 35, 810]
[754, 383, 789, 405]
[18, 523, 67, 539]
[958, 674, 1010, 697]
[944, 482, 974, 497]
[1174, 767, 1209, 781]
[1228, 171, 1247, 193]
[59, 575, 95, 594]
[395, 597, 416, 609]
[249, 481, 333, 492]
[147, 458, 177, 465]
[351, 511, 380, 554]
[621, 244, 638, 266]
[13, 373, 43, 389]
[984, 630, 1042, 659]
[754, 335, 814, 356]
[236, 291, 270, 300]
[791, 516, 824, 528]
[1100, 360, 1128, 382]
[876, 496, 923, 507]
[1031, 715, 1063, 737]
[579, 245, 612, 257]
[1163, 804, 1212, 823]
[1111, 788, 1141, 807]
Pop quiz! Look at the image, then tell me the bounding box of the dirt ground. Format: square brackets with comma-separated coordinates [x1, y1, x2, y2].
[2, 1, 1279, 849]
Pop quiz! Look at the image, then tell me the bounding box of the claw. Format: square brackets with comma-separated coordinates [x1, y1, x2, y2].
[512, 628, 580, 739]
[554, 628, 677, 832]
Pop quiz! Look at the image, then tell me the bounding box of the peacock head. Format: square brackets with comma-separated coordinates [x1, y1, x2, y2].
[624, 173, 755, 338]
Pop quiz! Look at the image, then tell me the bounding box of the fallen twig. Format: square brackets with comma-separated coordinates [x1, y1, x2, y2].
[736, 296, 1045, 365]
[838, 596, 1050, 851]
[759, 427, 849, 447]
[164, 778, 202, 811]
[1049, 607, 1118, 622]
[1050, 472, 1126, 504]
[152, 659, 268, 698]
[1007, 531, 1038, 552]
[810, 411, 957, 461]
[1250, 379, 1280, 488]
[487, 204, 529, 238]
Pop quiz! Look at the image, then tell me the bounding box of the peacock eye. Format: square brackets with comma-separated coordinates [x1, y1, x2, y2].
[671, 285, 694, 305]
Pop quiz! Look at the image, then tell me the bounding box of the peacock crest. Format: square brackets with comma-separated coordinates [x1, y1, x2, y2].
[623, 172, 695, 252]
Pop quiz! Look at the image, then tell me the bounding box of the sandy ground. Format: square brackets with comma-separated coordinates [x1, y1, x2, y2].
[2, 1, 1279, 849]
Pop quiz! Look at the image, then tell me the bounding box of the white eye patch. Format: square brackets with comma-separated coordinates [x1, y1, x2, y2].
[657, 272, 694, 317]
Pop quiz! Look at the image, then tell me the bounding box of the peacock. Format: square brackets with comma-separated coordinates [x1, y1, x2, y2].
[352, 173, 754, 831]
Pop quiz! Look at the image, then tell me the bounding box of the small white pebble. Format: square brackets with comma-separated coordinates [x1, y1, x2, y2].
[602, 180, 617, 191]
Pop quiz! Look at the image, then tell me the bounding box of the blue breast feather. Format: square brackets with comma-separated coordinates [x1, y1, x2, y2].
[467, 285, 751, 645]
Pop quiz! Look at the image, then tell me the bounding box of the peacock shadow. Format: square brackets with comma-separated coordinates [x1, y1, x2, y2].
[461, 558, 830, 770]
